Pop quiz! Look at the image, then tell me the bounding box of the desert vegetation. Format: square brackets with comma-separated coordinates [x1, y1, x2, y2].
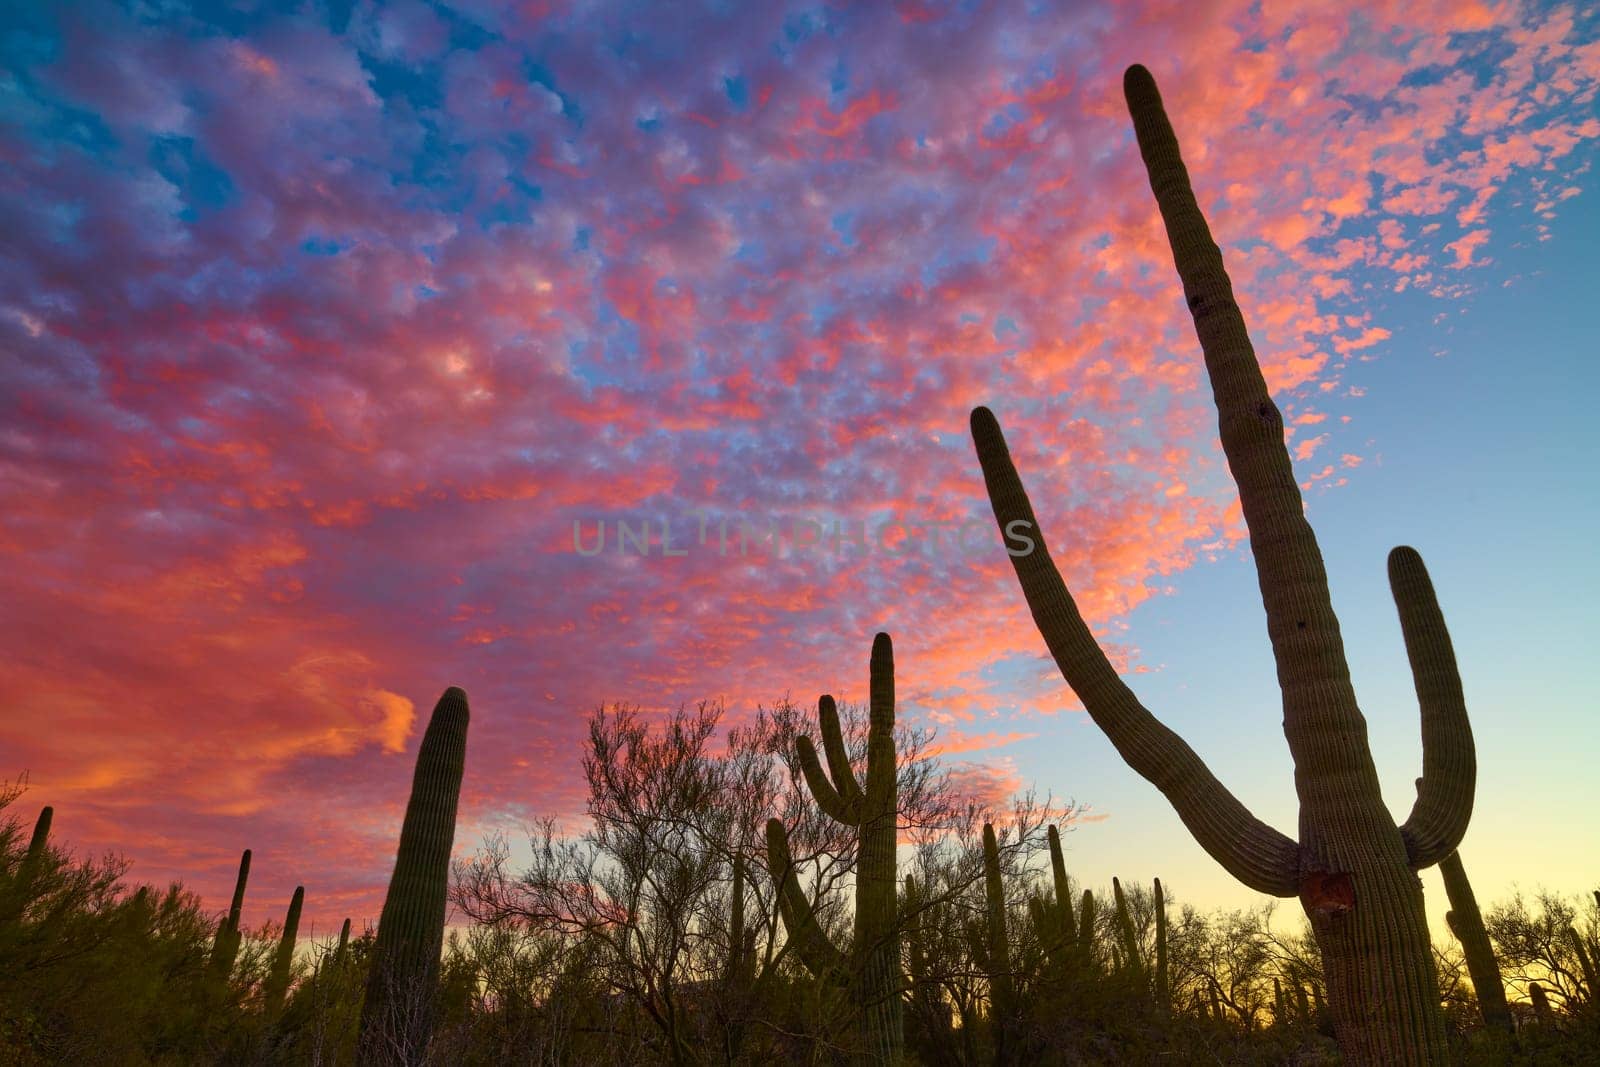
[2, 64, 1593, 1067]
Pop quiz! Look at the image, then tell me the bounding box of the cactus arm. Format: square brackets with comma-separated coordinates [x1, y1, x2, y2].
[796, 733, 862, 825]
[1389, 548, 1475, 868]
[764, 818, 847, 979]
[817, 695, 866, 812]
[1122, 63, 1366, 727]
[972, 408, 1301, 897]
[1047, 824, 1075, 949]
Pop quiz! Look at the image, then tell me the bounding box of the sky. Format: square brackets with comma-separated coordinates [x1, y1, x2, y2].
[1, 0, 1598, 942]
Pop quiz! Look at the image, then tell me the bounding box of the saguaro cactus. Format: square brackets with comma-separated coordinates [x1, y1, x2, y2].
[765, 633, 903, 1065]
[969, 64, 1474, 1064]
[1153, 877, 1169, 1010]
[979, 823, 1016, 1064]
[2, 805, 52, 922]
[265, 885, 304, 1015]
[357, 686, 472, 1067]
[1111, 877, 1144, 987]
[209, 849, 252, 980]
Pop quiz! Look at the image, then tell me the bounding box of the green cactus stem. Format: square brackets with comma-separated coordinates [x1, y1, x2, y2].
[969, 63, 1474, 1064]
[1045, 825, 1075, 961]
[1111, 877, 1143, 987]
[1435, 841, 1512, 1034]
[1529, 982, 1551, 1026]
[981, 824, 1016, 1063]
[337, 917, 352, 966]
[264, 885, 304, 1015]
[357, 686, 471, 1067]
[1077, 889, 1097, 970]
[208, 849, 251, 981]
[2, 805, 52, 923]
[1274, 978, 1286, 1026]
[1153, 877, 1169, 1009]
[766, 634, 904, 1065]
[902, 875, 953, 1048]
[24, 805, 51, 863]
[1567, 926, 1597, 1005]
[725, 853, 757, 987]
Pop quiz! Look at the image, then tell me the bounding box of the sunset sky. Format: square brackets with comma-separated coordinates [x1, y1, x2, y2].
[2, 0, 1597, 941]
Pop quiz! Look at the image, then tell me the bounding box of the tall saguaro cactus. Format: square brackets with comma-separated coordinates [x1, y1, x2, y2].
[209, 849, 252, 980]
[264, 885, 304, 1015]
[357, 686, 472, 1067]
[765, 633, 904, 1065]
[969, 65, 1475, 1063]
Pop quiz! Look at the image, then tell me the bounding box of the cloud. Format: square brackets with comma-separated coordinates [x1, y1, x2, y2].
[0, 0, 1594, 928]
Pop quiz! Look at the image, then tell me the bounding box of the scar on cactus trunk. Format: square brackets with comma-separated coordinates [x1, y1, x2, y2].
[969, 64, 1475, 1065]
[766, 633, 904, 1065]
[357, 686, 471, 1067]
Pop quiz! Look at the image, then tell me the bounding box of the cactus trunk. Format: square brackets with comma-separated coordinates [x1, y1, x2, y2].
[357, 686, 471, 1067]
[980, 824, 1015, 1065]
[1, 805, 53, 923]
[209, 849, 251, 980]
[1153, 878, 1169, 1009]
[264, 885, 304, 1015]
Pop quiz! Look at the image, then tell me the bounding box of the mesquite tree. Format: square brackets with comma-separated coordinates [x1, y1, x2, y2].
[969, 65, 1475, 1063]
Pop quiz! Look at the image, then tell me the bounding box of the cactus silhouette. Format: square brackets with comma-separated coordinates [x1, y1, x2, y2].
[1153, 877, 1169, 1010]
[1529, 981, 1552, 1025]
[1418, 777, 1509, 1033]
[1111, 877, 1143, 987]
[765, 632, 904, 1065]
[2, 804, 51, 923]
[969, 64, 1474, 1063]
[357, 686, 471, 1066]
[978, 823, 1016, 1064]
[208, 848, 251, 981]
[264, 885, 303, 1015]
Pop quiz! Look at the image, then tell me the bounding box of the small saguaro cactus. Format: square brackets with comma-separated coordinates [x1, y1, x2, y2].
[1528, 981, 1552, 1026]
[209, 849, 252, 980]
[969, 63, 1474, 1064]
[724, 853, 758, 988]
[1568, 925, 1597, 1007]
[978, 823, 1017, 1064]
[1152, 877, 1169, 1010]
[1421, 777, 1510, 1034]
[264, 885, 304, 1015]
[766, 633, 903, 1065]
[1045, 826, 1075, 960]
[1111, 877, 1144, 987]
[1076, 889, 1097, 970]
[2, 804, 52, 923]
[357, 686, 472, 1067]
